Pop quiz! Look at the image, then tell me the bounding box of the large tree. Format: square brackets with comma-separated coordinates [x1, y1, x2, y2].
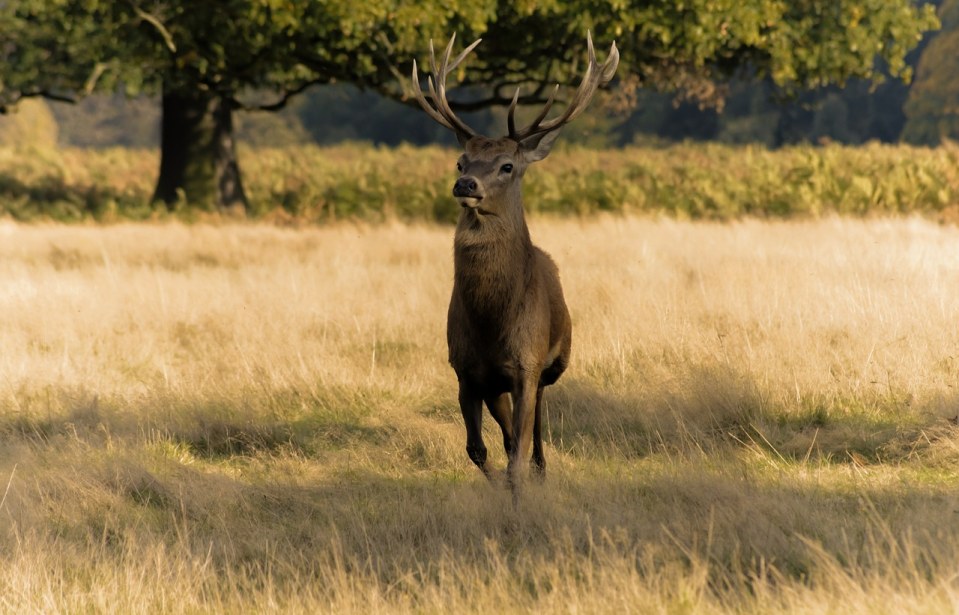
[0, 0, 938, 211]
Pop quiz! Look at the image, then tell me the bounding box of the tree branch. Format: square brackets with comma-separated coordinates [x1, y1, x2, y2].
[1, 89, 77, 114]
[231, 79, 326, 112]
[130, 3, 177, 54]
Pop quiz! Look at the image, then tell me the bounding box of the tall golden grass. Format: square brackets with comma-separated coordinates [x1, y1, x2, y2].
[1, 216, 959, 612]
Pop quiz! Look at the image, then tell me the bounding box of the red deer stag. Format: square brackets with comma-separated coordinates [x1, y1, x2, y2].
[411, 33, 619, 493]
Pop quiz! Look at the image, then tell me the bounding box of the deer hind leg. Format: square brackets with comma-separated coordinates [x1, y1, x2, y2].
[458, 383, 490, 479]
[485, 393, 513, 458]
[531, 386, 546, 482]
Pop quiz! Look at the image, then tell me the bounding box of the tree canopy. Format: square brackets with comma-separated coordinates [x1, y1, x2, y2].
[0, 0, 940, 209]
[0, 1, 493, 110]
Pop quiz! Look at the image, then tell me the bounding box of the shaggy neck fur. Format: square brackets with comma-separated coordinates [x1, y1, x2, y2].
[452, 182, 532, 329]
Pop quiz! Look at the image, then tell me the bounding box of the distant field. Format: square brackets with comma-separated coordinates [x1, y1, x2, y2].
[2, 142, 959, 222]
[1, 217, 959, 612]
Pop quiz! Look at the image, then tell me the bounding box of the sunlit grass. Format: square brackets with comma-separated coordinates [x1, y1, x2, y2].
[1, 216, 959, 612]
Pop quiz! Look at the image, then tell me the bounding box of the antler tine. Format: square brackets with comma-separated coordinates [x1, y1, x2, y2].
[427, 75, 442, 115]
[436, 35, 454, 86]
[413, 34, 479, 144]
[528, 43, 598, 132]
[515, 84, 559, 138]
[587, 29, 596, 66]
[433, 37, 454, 119]
[411, 59, 454, 131]
[449, 37, 483, 72]
[507, 87, 520, 138]
[512, 31, 619, 142]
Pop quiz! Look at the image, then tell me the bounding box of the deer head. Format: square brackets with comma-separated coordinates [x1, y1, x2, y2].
[411, 33, 619, 215]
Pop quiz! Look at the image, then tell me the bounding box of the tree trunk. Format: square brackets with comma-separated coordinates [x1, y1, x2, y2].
[152, 86, 247, 211]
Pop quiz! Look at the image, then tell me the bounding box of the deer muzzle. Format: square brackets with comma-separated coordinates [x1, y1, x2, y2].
[453, 177, 484, 208]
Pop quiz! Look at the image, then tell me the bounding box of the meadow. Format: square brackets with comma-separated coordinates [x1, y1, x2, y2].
[1, 214, 959, 612]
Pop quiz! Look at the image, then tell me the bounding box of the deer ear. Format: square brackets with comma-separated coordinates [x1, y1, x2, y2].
[519, 130, 562, 163]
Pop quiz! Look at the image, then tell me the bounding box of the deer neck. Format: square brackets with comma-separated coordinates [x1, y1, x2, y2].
[452, 191, 532, 319]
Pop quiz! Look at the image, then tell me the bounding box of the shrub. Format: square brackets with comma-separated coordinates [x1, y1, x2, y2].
[2, 141, 959, 222]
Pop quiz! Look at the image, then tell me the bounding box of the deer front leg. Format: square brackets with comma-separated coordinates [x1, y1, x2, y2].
[459, 382, 491, 480]
[485, 393, 513, 459]
[507, 370, 539, 493]
[531, 386, 546, 482]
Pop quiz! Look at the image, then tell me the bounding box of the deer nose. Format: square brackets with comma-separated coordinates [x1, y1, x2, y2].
[453, 177, 478, 197]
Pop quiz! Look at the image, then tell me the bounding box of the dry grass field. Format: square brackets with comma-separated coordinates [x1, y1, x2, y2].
[2, 216, 959, 612]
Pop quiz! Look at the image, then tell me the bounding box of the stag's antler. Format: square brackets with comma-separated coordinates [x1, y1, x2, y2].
[508, 31, 619, 143]
[411, 33, 482, 145]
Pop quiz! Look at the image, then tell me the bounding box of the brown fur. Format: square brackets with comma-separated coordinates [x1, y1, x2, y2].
[447, 137, 571, 489]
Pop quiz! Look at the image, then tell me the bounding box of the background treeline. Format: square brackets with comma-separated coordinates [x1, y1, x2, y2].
[35, 78, 923, 150]
[8, 0, 951, 151]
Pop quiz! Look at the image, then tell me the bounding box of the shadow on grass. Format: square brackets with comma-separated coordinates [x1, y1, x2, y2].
[548, 361, 959, 467]
[0, 387, 396, 460]
[15, 452, 959, 597]
[4, 361, 957, 471]
[5, 374, 959, 602]
[0, 171, 153, 221]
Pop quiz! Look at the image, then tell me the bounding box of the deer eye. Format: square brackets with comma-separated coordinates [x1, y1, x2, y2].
[456, 162, 463, 172]
[499, 163, 514, 174]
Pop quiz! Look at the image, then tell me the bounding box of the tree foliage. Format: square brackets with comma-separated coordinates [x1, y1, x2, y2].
[2, 0, 939, 111]
[446, 0, 938, 109]
[903, 0, 959, 144]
